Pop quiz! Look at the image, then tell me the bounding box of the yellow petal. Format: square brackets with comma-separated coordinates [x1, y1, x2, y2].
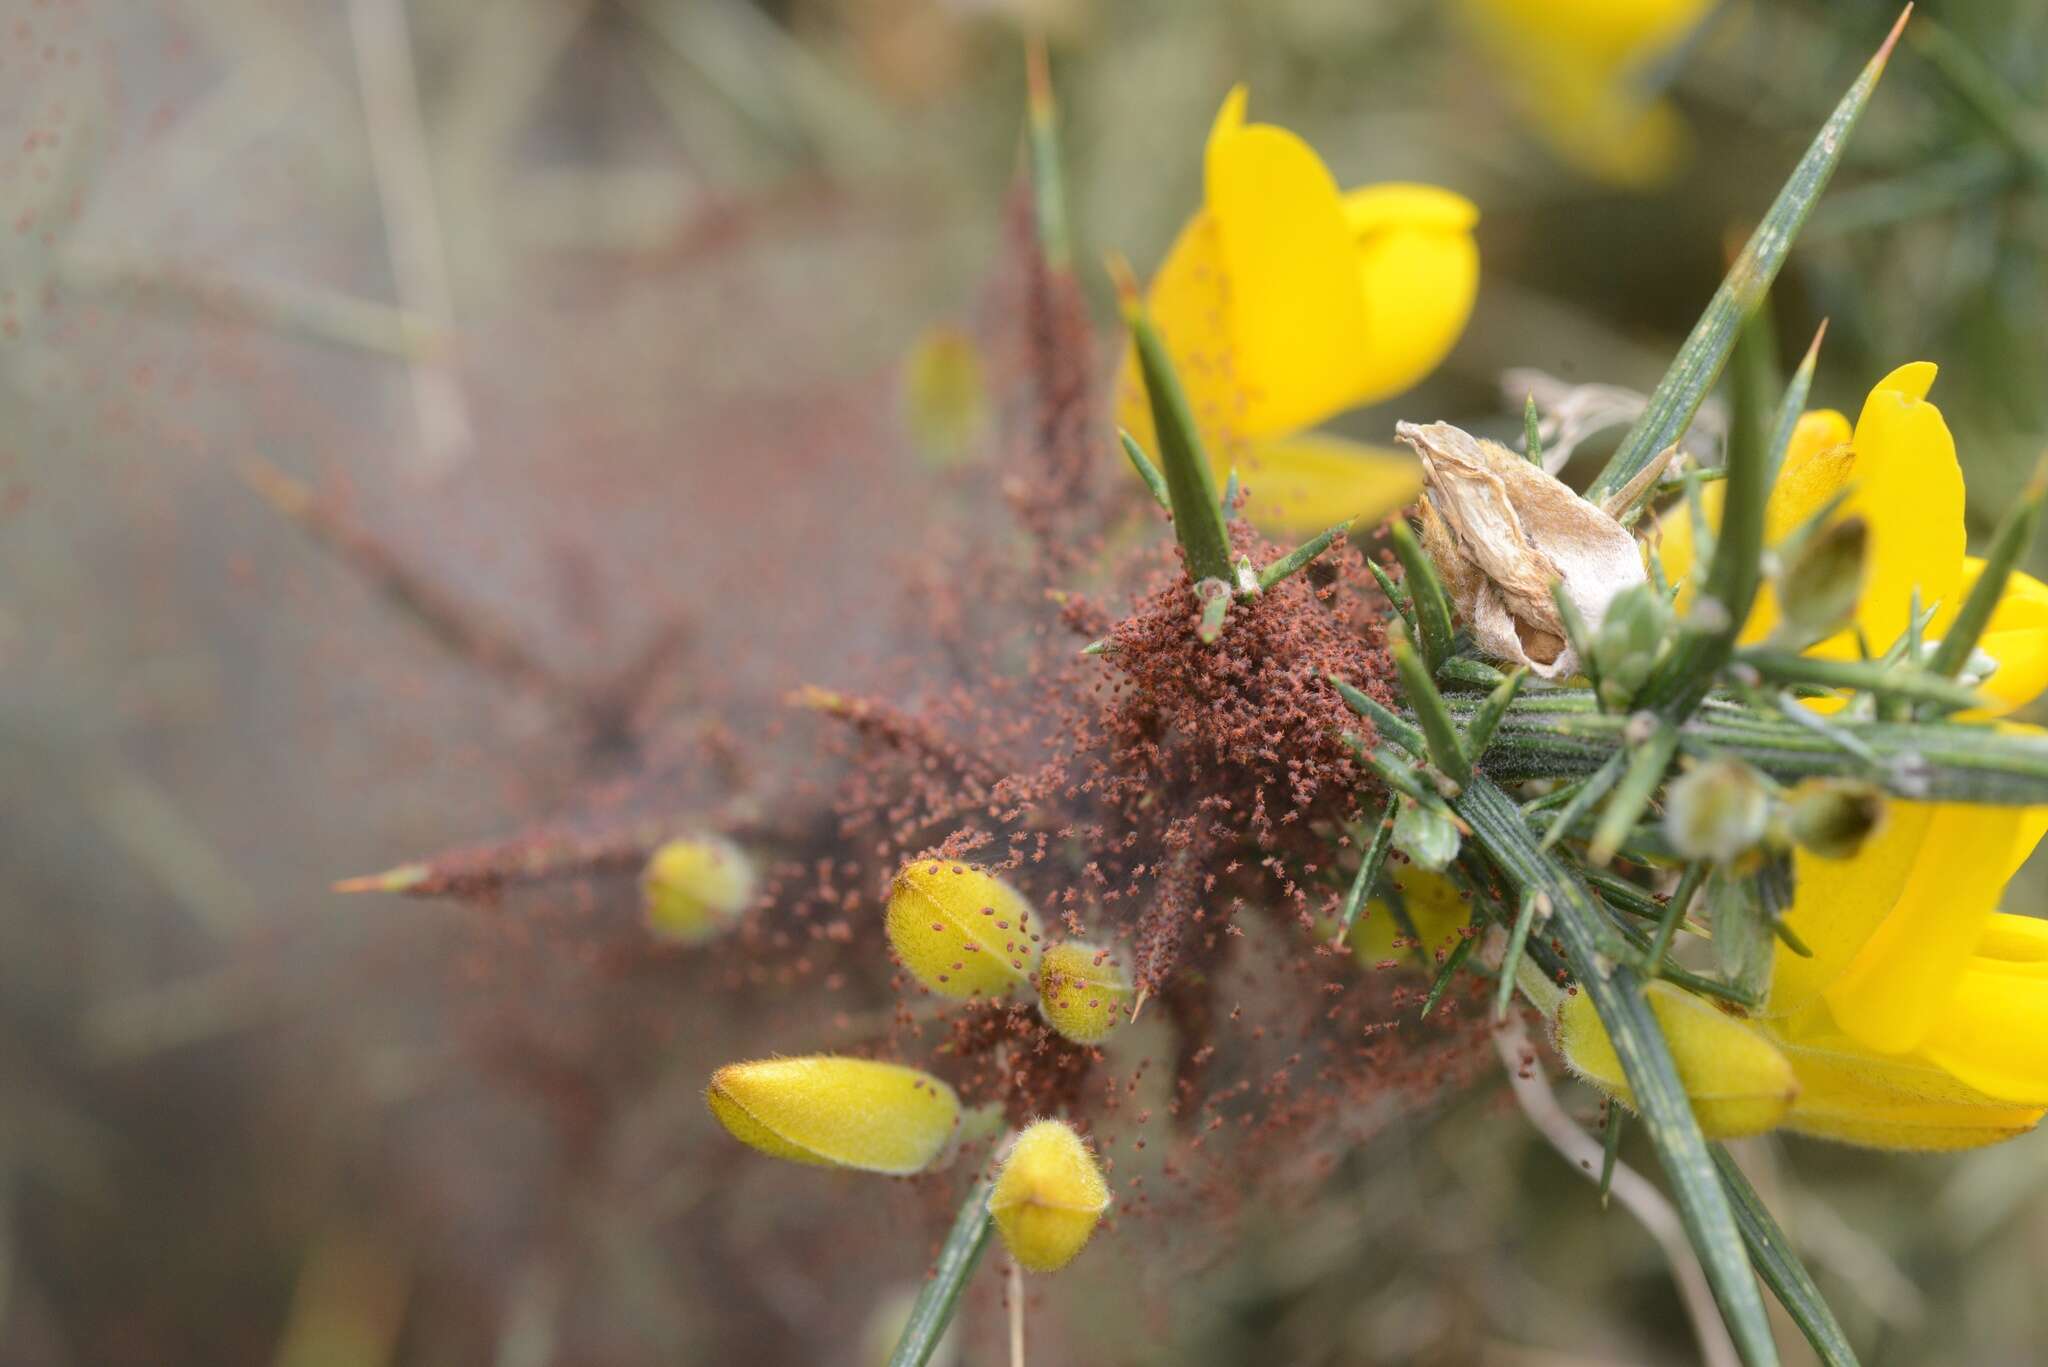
[1344, 184, 1480, 405]
[1769, 800, 1936, 1023]
[1842, 363, 1966, 656]
[886, 860, 1045, 999]
[1349, 865, 1471, 971]
[1918, 914, 2048, 1103]
[1202, 86, 1377, 440]
[1932, 562, 2048, 717]
[1237, 434, 1422, 536]
[988, 1119, 1111, 1273]
[1556, 981, 1797, 1139]
[1520, 81, 1689, 189]
[1824, 801, 2029, 1054]
[707, 1056, 961, 1174]
[1117, 208, 1238, 469]
[1461, 0, 1716, 69]
[1656, 408, 1853, 643]
[1772, 1031, 2043, 1151]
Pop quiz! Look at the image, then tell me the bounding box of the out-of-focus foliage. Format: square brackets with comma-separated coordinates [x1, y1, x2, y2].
[6, 1, 2048, 1364]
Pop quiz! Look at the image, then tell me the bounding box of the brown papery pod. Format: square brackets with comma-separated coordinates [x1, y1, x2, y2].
[1397, 420, 1648, 679]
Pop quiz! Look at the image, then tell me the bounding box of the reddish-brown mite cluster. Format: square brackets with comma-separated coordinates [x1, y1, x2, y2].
[332, 166, 1499, 1278]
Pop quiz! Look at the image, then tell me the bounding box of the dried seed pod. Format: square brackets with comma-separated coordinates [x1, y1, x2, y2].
[1397, 420, 1648, 678]
[988, 1119, 1111, 1273]
[641, 836, 756, 943]
[886, 860, 1044, 998]
[1034, 942, 1132, 1043]
[1557, 981, 1797, 1139]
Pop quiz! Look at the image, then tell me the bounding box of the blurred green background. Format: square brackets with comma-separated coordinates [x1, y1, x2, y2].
[4, 0, 2048, 1363]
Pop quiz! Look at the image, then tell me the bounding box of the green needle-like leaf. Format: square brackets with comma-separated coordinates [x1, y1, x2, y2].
[1118, 429, 1170, 509]
[1599, 1104, 1625, 1206]
[1588, 724, 1681, 867]
[1523, 393, 1544, 467]
[888, 1166, 996, 1367]
[1713, 1147, 1862, 1367]
[1585, 11, 1906, 504]
[1647, 861, 1708, 977]
[1459, 776, 1780, 1367]
[1644, 317, 1824, 714]
[1259, 520, 1352, 592]
[1390, 520, 1456, 673]
[1421, 929, 1477, 1016]
[1494, 887, 1543, 1022]
[1023, 39, 1071, 272]
[1392, 622, 1474, 786]
[1333, 804, 1397, 945]
[1739, 650, 1987, 712]
[1462, 666, 1528, 766]
[1541, 749, 1627, 852]
[1332, 675, 1427, 756]
[1124, 305, 1234, 583]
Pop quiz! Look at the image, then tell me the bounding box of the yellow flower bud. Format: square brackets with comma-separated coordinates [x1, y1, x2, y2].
[642, 835, 755, 943]
[900, 324, 988, 466]
[1349, 867, 1471, 971]
[706, 1056, 961, 1175]
[1035, 942, 1131, 1044]
[988, 1119, 1111, 1273]
[886, 860, 1044, 999]
[1556, 981, 1797, 1139]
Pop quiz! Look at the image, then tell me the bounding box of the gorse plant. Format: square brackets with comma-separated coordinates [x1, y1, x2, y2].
[346, 9, 2048, 1365]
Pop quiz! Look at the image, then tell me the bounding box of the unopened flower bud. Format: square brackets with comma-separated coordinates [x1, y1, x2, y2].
[886, 859, 1044, 998]
[706, 1056, 960, 1175]
[1663, 757, 1770, 862]
[1590, 582, 1672, 710]
[1772, 514, 1867, 646]
[642, 836, 755, 943]
[901, 325, 988, 465]
[988, 1119, 1111, 1273]
[1397, 420, 1648, 679]
[1392, 796, 1460, 871]
[1035, 942, 1132, 1044]
[1348, 867, 1471, 970]
[1780, 778, 1885, 860]
[1557, 981, 1797, 1139]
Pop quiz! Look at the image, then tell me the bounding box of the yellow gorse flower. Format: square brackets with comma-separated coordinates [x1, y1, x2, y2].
[1457, 0, 1715, 188]
[1564, 363, 2048, 1150]
[988, 1119, 1111, 1273]
[1118, 87, 1479, 535]
[642, 835, 756, 944]
[707, 1055, 962, 1175]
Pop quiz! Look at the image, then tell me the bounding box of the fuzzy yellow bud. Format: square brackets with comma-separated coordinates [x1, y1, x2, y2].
[886, 859, 1044, 998]
[988, 1119, 1111, 1273]
[706, 1056, 961, 1175]
[1035, 942, 1132, 1044]
[642, 836, 755, 943]
[1557, 982, 1797, 1139]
